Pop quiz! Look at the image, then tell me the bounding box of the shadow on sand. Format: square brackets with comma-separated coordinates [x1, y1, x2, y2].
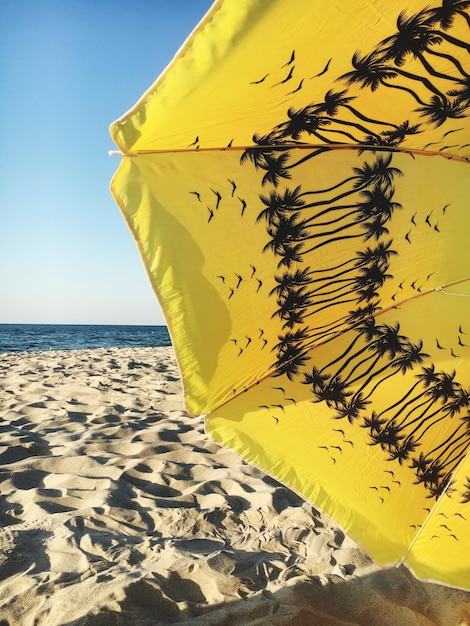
[65, 564, 470, 626]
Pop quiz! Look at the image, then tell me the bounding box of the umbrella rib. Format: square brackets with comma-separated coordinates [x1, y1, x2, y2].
[115, 143, 470, 164]
[374, 277, 470, 318]
[435, 286, 470, 297]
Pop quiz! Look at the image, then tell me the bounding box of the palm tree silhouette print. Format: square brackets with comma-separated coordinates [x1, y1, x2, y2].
[380, 11, 470, 79]
[238, 0, 470, 499]
[340, 50, 442, 105]
[461, 477, 470, 503]
[426, 1, 470, 30]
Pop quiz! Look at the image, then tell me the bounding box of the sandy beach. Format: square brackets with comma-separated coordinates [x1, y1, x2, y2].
[1, 346, 469, 625]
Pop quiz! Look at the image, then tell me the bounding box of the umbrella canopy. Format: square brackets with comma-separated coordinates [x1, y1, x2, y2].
[110, 0, 470, 589]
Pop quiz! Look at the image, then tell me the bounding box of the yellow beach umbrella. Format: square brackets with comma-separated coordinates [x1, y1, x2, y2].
[110, 0, 470, 589]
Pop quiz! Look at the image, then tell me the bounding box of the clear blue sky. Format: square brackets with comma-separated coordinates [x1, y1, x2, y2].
[0, 0, 214, 325]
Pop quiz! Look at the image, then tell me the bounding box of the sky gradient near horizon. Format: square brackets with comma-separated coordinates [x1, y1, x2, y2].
[1, 0, 214, 325]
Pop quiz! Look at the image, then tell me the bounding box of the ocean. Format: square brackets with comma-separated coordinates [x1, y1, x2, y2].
[0, 324, 172, 354]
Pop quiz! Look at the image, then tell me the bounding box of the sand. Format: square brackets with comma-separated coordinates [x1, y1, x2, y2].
[0, 346, 469, 626]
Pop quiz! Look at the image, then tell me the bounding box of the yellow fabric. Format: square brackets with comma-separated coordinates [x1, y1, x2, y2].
[110, 0, 470, 589]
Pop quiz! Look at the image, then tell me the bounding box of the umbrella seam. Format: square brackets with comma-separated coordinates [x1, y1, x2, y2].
[397, 446, 470, 578]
